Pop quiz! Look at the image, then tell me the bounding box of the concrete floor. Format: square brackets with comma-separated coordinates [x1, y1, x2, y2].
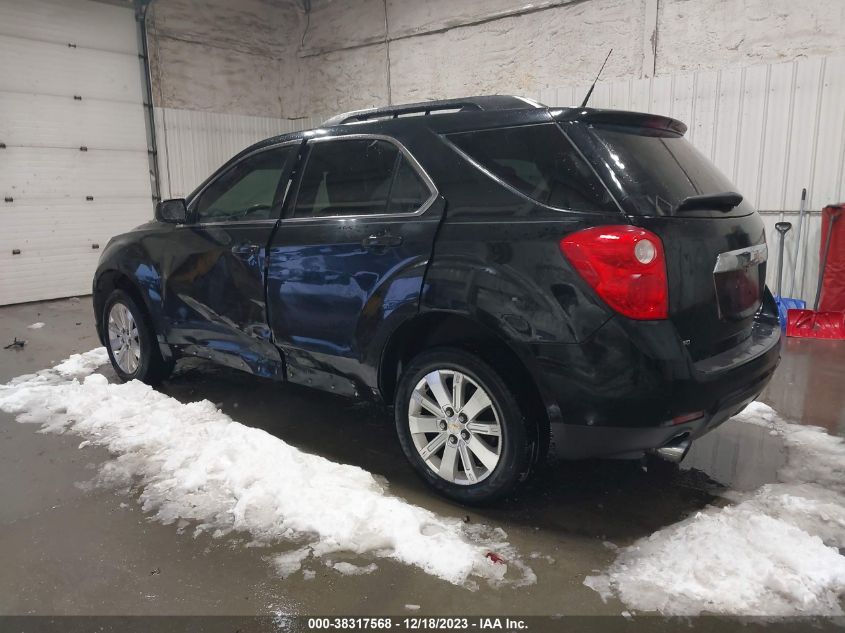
[0, 298, 843, 622]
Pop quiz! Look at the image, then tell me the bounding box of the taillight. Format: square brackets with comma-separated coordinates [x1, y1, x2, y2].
[560, 226, 668, 320]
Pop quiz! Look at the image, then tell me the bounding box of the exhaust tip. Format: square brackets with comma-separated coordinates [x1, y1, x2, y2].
[652, 434, 691, 463]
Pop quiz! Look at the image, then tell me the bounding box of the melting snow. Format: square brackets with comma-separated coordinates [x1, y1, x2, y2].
[585, 402, 845, 616]
[332, 562, 378, 576]
[271, 547, 313, 579]
[0, 349, 533, 588]
[27, 322, 45, 329]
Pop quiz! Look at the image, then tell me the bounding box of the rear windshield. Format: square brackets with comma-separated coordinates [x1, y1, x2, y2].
[588, 125, 752, 217]
[447, 124, 618, 214]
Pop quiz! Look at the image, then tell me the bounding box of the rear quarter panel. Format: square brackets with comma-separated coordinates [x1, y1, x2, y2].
[415, 126, 620, 348]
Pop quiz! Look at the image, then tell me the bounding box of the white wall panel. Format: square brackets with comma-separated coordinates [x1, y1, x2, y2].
[812, 58, 845, 207]
[0, 246, 103, 303]
[0, 0, 137, 54]
[0, 199, 152, 252]
[0, 93, 147, 151]
[0, 35, 142, 103]
[758, 62, 792, 210]
[734, 65, 768, 208]
[783, 58, 825, 213]
[0, 0, 151, 305]
[712, 68, 743, 181]
[688, 71, 718, 157]
[0, 148, 152, 201]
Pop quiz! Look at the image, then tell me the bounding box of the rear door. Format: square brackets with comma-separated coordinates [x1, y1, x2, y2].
[569, 121, 768, 361]
[161, 142, 298, 377]
[266, 134, 443, 392]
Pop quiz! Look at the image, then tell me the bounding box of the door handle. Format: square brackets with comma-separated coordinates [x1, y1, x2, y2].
[362, 233, 403, 249]
[231, 243, 261, 256]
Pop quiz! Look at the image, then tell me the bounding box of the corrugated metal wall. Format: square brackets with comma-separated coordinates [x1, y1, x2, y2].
[156, 54, 844, 304]
[538, 54, 845, 304]
[154, 108, 323, 200]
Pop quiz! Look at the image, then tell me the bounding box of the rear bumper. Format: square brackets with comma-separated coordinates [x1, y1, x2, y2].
[532, 299, 781, 459]
[548, 368, 772, 459]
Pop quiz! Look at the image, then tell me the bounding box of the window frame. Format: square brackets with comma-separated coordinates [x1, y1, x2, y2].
[282, 134, 438, 223]
[185, 139, 303, 227]
[442, 122, 623, 216]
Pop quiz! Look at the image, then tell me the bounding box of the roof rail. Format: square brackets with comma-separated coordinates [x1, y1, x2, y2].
[321, 95, 545, 127]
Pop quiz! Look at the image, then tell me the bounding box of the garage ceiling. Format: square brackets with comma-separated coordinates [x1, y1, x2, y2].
[0, 0, 153, 305]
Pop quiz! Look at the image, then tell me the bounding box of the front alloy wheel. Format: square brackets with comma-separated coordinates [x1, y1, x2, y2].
[102, 289, 173, 385]
[107, 302, 141, 375]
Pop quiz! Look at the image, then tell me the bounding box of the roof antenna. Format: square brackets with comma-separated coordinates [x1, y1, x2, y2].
[580, 48, 613, 108]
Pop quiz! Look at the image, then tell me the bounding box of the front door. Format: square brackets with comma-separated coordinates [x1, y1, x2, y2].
[161, 142, 299, 378]
[266, 135, 443, 393]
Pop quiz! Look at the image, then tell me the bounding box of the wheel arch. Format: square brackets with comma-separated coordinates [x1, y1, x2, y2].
[379, 311, 551, 459]
[93, 269, 167, 357]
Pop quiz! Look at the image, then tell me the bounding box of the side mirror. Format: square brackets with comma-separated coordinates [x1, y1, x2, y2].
[156, 198, 188, 224]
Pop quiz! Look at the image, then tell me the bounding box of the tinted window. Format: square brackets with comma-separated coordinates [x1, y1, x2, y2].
[588, 125, 752, 217]
[195, 146, 291, 222]
[294, 139, 429, 218]
[388, 156, 431, 213]
[447, 124, 616, 213]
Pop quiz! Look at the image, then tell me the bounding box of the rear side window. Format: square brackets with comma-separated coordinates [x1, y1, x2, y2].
[293, 138, 430, 218]
[447, 124, 617, 213]
[587, 125, 753, 217]
[389, 157, 431, 214]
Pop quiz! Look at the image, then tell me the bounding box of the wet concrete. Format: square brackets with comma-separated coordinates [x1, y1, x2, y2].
[683, 418, 787, 491]
[761, 337, 845, 437]
[0, 298, 843, 618]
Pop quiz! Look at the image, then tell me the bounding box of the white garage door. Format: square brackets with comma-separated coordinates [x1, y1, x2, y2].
[0, 0, 153, 305]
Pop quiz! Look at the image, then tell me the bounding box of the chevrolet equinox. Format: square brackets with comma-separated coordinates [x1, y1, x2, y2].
[93, 96, 781, 503]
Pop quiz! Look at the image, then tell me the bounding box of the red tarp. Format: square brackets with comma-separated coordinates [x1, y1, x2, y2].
[819, 204, 845, 311]
[786, 308, 845, 339]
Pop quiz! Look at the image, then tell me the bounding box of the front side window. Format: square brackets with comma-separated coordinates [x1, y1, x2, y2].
[293, 138, 430, 218]
[195, 146, 292, 223]
[447, 124, 617, 213]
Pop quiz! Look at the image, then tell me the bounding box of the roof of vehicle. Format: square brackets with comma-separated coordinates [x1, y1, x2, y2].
[187, 95, 688, 205]
[320, 95, 546, 125]
[229, 95, 687, 169]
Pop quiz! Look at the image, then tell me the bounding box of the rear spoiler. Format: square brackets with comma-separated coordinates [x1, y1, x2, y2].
[552, 107, 687, 136]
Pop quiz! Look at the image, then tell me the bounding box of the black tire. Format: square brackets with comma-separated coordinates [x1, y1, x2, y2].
[394, 348, 536, 504]
[102, 289, 173, 385]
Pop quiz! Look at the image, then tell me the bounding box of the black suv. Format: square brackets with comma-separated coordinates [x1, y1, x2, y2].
[93, 95, 780, 503]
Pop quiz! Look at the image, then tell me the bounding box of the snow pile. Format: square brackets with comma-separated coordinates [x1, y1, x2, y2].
[585, 402, 845, 616]
[54, 348, 110, 377]
[27, 322, 45, 329]
[0, 349, 532, 588]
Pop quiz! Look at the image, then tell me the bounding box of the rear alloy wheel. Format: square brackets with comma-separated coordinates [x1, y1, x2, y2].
[409, 369, 503, 485]
[103, 289, 173, 385]
[395, 348, 534, 504]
